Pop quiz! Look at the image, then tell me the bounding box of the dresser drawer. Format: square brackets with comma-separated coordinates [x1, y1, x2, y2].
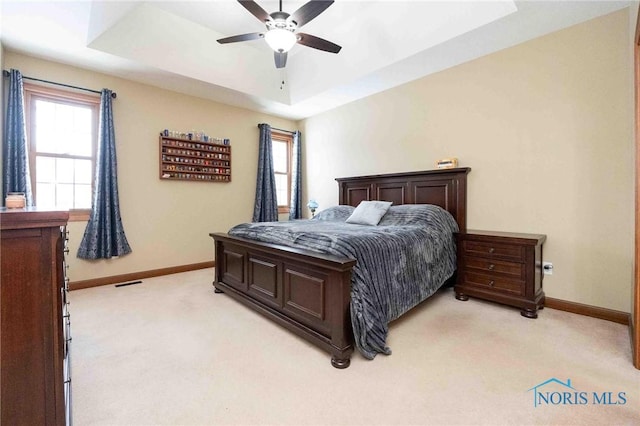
[462, 272, 523, 295]
[464, 257, 524, 279]
[462, 240, 525, 262]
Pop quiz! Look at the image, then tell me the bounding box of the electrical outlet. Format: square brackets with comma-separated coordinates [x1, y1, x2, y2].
[543, 262, 553, 275]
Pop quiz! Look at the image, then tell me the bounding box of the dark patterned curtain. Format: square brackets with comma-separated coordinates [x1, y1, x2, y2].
[2, 69, 33, 206]
[289, 130, 302, 220]
[77, 89, 132, 259]
[252, 123, 278, 222]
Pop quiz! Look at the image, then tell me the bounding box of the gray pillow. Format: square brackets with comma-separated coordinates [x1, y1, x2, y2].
[313, 205, 355, 222]
[346, 201, 393, 226]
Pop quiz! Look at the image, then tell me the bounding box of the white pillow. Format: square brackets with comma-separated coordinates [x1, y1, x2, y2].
[345, 201, 393, 226]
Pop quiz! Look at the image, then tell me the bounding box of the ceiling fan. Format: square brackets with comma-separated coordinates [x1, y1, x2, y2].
[217, 0, 342, 69]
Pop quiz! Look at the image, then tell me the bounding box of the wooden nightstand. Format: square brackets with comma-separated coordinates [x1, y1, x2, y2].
[454, 230, 546, 318]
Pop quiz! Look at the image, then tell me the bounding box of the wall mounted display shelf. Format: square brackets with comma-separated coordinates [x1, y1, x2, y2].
[159, 134, 231, 182]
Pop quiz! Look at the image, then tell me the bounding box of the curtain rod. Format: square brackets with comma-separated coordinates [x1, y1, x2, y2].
[2, 69, 117, 98]
[258, 124, 294, 134]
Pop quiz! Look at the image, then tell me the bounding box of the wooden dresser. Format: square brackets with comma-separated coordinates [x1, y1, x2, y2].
[454, 230, 546, 318]
[1, 208, 71, 425]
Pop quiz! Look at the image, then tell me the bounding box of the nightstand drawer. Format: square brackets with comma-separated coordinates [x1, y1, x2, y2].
[464, 257, 524, 279]
[462, 240, 524, 262]
[463, 272, 523, 295]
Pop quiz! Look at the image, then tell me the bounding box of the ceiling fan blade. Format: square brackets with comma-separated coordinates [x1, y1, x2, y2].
[238, 0, 271, 23]
[290, 1, 334, 28]
[217, 32, 264, 44]
[296, 33, 341, 53]
[274, 51, 287, 68]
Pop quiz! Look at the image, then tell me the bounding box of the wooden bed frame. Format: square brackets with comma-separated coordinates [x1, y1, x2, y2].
[210, 167, 470, 368]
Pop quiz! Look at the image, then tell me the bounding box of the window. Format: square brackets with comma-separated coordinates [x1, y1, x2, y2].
[272, 131, 293, 214]
[24, 84, 99, 221]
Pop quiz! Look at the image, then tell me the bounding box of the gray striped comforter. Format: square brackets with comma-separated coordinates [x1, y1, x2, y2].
[228, 204, 458, 359]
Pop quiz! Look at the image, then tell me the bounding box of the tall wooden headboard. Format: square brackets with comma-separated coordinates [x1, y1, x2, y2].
[335, 167, 471, 232]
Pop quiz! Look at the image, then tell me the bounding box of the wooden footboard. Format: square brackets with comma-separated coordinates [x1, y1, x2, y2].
[210, 233, 357, 368]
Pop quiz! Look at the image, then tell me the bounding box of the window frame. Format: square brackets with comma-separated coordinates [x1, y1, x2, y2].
[23, 83, 99, 221]
[271, 130, 293, 214]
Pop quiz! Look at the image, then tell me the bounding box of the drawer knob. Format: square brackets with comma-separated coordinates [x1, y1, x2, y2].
[488, 247, 495, 254]
[489, 280, 495, 287]
[488, 264, 495, 271]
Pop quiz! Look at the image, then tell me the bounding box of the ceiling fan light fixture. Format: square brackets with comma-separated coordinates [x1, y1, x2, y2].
[265, 28, 297, 53]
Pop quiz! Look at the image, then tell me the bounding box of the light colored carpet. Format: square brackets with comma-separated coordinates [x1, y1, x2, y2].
[70, 268, 640, 425]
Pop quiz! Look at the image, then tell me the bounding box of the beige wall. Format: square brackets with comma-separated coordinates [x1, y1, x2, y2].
[300, 9, 634, 312]
[4, 51, 296, 282]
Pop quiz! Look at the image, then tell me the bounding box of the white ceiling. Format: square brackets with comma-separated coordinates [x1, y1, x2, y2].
[0, 1, 634, 120]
